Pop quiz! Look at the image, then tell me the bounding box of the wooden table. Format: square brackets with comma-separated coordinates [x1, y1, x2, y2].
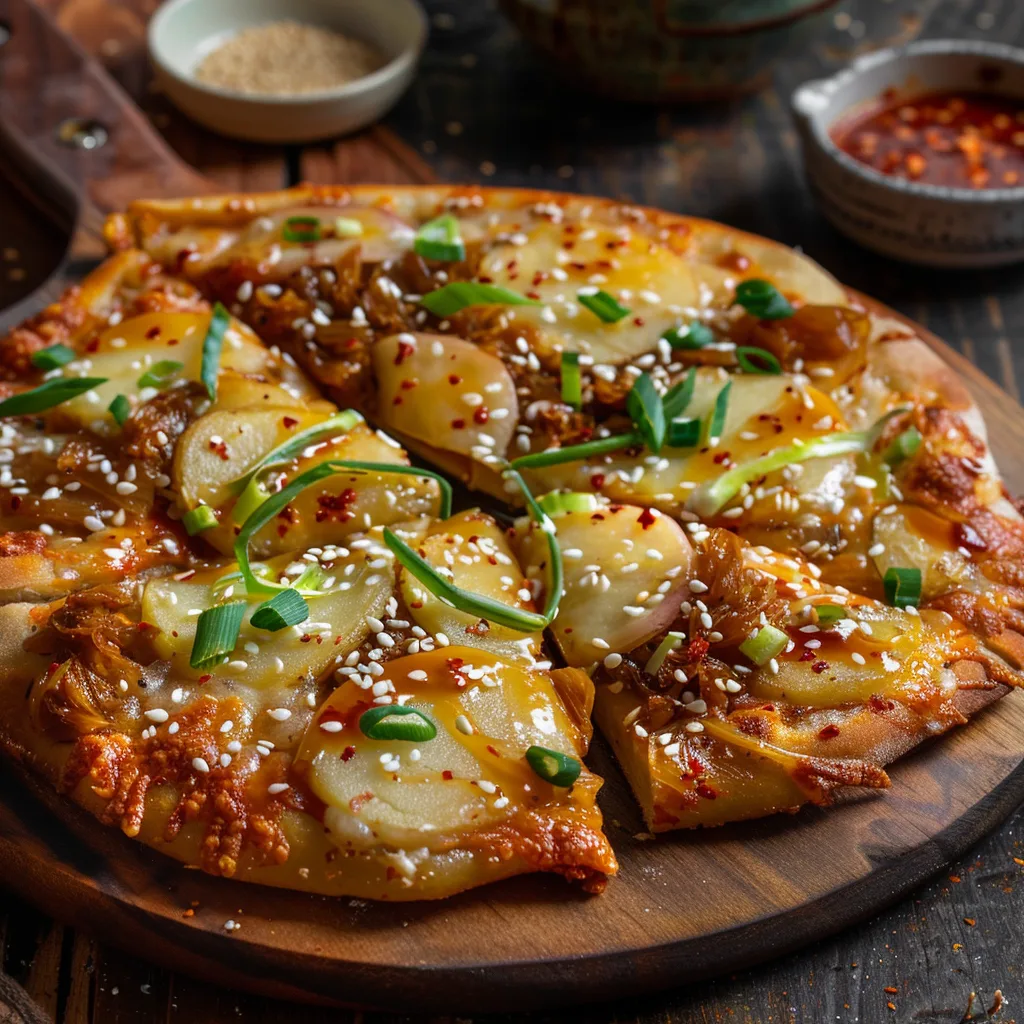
[2, 0, 1024, 1020]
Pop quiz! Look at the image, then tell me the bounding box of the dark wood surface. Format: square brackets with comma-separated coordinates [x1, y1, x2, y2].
[2, 0, 1024, 1020]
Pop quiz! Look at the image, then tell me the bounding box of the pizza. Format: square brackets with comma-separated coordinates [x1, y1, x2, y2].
[0, 186, 1019, 900]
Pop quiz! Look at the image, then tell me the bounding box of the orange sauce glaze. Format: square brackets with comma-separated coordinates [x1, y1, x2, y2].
[832, 90, 1024, 189]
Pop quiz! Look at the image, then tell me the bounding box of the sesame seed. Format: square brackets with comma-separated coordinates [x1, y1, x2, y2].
[267, 708, 292, 722]
[268, 782, 290, 795]
[455, 714, 474, 735]
[192, 757, 210, 773]
[684, 721, 704, 734]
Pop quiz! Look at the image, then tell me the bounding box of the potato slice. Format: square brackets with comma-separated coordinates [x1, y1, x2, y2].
[373, 332, 518, 460]
[296, 647, 593, 851]
[54, 310, 311, 430]
[141, 551, 391, 686]
[398, 510, 543, 665]
[513, 503, 694, 666]
[174, 409, 441, 558]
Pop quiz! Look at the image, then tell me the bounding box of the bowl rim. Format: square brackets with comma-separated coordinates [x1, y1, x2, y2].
[147, 0, 428, 107]
[648, 0, 840, 38]
[791, 37, 1024, 203]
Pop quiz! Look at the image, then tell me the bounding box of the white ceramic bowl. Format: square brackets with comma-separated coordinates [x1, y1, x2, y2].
[148, 0, 427, 144]
[791, 39, 1024, 268]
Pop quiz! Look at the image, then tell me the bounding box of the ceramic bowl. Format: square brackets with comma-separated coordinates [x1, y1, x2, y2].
[791, 39, 1024, 268]
[499, 0, 841, 103]
[148, 0, 427, 144]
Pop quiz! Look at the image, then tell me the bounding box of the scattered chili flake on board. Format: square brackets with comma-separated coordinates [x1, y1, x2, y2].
[832, 90, 1024, 188]
[964, 916, 976, 926]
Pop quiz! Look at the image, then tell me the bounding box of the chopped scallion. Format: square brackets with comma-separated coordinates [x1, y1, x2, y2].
[420, 282, 542, 317]
[334, 216, 364, 237]
[200, 302, 230, 401]
[578, 289, 630, 324]
[509, 431, 642, 471]
[190, 601, 246, 670]
[108, 394, 131, 427]
[0, 377, 108, 418]
[626, 373, 666, 454]
[414, 213, 465, 262]
[734, 279, 794, 320]
[137, 359, 184, 389]
[282, 216, 321, 243]
[182, 505, 218, 535]
[883, 567, 922, 610]
[359, 704, 437, 742]
[537, 492, 599, 517]
[706, 380, 732, 444]
[883, 426, 922, 465]
[250, 589, 310, 632]
[735, 346, 782, 375]
[525, 745, 581, 787]
[666, 417, 701, 448]
[561, 351, 582, 410]
[739, 624, 789, 666]
[814, 604, 846, 625]
[31, 344, 76, 371]
[645, 631, 686, 676]
[505, 468, 563, 624]
[663, 322, 714, 350]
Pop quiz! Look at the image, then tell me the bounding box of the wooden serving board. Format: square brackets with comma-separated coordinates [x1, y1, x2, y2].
[2, 0, 1024, 1012]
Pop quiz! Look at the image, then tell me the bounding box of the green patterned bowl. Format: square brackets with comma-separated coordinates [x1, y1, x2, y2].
[500, 0, 841, 102]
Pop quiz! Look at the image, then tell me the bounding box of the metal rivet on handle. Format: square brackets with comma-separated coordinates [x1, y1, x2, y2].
[55, 117, 109, 150]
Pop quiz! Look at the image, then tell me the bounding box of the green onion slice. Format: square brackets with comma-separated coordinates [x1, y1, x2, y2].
[883, 426, 922, 465]
[561, 351, 582, 410]
[883, 567, 922, 610]
[505, 468, 563, 624]
[666, 417, 701, 448]
[232, 476, 271, 525]
[182, 505, 218, 535]
[420, 282, 542, 318]
[359, 704, 438, 742]
[735, 346, 782, 375]
[734, 279, 794, 320]
[814, 604, 846, 625]
[31, 344, 76, 371]
[706, 380, 732, 444]
[663, 322, 714, 350]
[662, 367, 698, 422]
[282, 216, 321, 243]
[414, 213, 465, 262]
[108, 394, 131, 427]
[509, 431, 641, 471]
[525, 745, 581, 787]
[645, 631, 686, 676]
[137, 359, 184, 389]
[687, 430, 869, 519]
[250, 588, 310, 632]
[228, 411, 363, 497]
[190, 601, 246, 670]
[626, 373, 666, 454]
[334, 216, 364, 237]
[200, 302, 230, 402]
[578, 289, 630, 324]
[738, 624, 789, 667]
[537, 491, 599, 517]
[0, 377, 108, 418]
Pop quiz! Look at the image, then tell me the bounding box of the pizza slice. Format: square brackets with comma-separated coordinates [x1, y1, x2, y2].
[510, 496, 1021, 829]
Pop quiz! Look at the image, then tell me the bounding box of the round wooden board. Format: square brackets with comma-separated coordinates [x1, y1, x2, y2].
[3, 298, 1024, 1014]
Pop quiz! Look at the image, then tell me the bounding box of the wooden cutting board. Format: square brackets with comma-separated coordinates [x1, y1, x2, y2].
[2, 0, 1024, 1013]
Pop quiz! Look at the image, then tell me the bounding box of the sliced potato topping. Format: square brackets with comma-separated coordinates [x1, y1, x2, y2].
[399, 510, 543, 665]
[173, 409, 441, 558]
[141, 549, 392, 686]
[513, 502, 694, 666]
[297, 646, 594, 851]
[373, 332, 518, 461]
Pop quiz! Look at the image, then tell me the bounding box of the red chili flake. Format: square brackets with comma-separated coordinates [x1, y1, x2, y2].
[696, 781, 717, 800]
[198, 674, 212, 684]
[884, 987, 898, 995]
[478, 275, 493, 284]
[145, 325, 161, 340]
[811, 660, 830, 674]
[394, 340, 415, 365]
[799, 649, 816, 662]
[442, 770, 454, 781]
[687, 637, 710, 661]
[86, 338, 100, 353]
[964, 917, 976, 926]
[526, 291, 541, 300]
[282, 416, 298, 428]
[392, 396, 403, 405]
[486, 745, 502, 758]
[207, 439, 230, 460]
[315, 488, 357, 523]
[447, 374, 462, 385]
[451, 418, 466, 429]
[712, 451, 732, 465]
[632, 316, 645, 327]
[818, 724, 841, 740]
[473, 406, 489, 424]
[340, 746, 356, 762]
[637, 507, 657, 530]
[590, 473, 605, 489]
[9, 496, 20, 511]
